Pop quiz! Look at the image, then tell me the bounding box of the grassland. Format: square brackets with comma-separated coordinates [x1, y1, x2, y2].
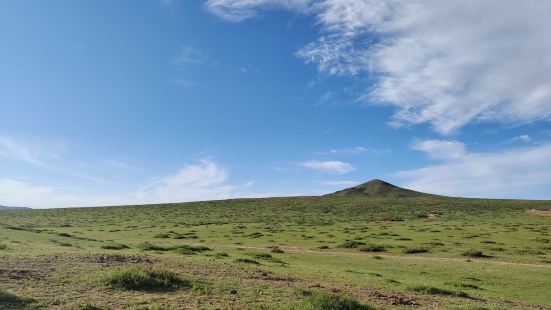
[1, 194, 550, 309]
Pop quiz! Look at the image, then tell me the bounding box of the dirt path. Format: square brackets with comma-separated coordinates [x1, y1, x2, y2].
[199, 243, 551, 268]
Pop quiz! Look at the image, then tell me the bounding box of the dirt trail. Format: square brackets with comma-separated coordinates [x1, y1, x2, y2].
[200, 243, 551, 268]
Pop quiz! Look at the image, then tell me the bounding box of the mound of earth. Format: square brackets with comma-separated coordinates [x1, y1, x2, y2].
[326, 179, 436, 198]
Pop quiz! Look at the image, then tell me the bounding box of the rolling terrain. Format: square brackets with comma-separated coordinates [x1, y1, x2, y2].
[0, 180, 550, 309]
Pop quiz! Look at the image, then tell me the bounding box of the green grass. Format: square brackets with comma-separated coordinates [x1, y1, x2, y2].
[99, 267, 191, 291]
[100, 243, 129, 250]
[0, 195, 550, 308]
[0, 289, 34, 309]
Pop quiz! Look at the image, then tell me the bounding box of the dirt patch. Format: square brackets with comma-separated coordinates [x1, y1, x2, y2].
[82, 254, 159, 265]
[0, 268, 42, 279]
[365, 290, 420, 306]
[529, 209, 551, 217]
[249, 271, 296, 282]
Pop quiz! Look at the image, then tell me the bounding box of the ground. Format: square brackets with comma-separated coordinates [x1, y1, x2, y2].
[0, 196, 550, 309]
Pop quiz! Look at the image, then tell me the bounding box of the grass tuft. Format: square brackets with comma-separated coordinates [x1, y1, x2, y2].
[235, 258, 261, 265]
[402, 247, 429, 254]
[409, 285, 469, 298]
[101, 243, 129, 250]
[359, 245, 386, 252]
[337, 241, 366, 249]
[298, 291, 375, 310]
[462, 250, 490, 258]
[100, 267, 191, 291]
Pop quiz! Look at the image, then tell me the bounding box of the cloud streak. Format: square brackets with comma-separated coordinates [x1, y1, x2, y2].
[301, 160, 355, 174]
[0, 159, 244, 208]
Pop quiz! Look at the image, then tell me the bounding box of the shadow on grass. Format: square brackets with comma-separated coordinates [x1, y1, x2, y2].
[0, 289, 35, 309]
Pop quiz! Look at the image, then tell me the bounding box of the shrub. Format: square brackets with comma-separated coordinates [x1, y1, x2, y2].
[100, 267, 191, 291]
[270, 247, 284, 253]
[402, 247, 429, 254]
[337, 241, 366, 249]
[235, 258, 261, 265]
[57, 232, 73, 237]
[318, 245, 329, 249]
[299, 291, 374, 310]
[138, 243, 172, 251]
[73, 301, 104, 310]
[462, 250, 489, 258]
[359, 245, 386, 253]
[173, 245, 211, 255]
[409, 285, 469, 298]
[255, 253, 273, 259]
[0, 243, 7, 250]
[101, 243, 129, 250]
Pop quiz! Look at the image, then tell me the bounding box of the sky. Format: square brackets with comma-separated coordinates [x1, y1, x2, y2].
[1, 0, 551, 208]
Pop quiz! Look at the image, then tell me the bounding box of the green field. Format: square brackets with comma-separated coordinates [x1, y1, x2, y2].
[1, 182, 550, 309]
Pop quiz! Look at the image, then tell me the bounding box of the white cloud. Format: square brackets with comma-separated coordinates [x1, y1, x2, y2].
[0, 135, 47, 167]
[396, 142, 551, 198]
[510, 134, 532, 144]
[206, 0, 312, 22]
[325, 146, 390, 156]
[207, 0, 551, 134]
[318, 180, 359, 186]
[0, 159, 242, 208]
[136, 159, 235, 203]
[410, 139, 465, 160]
[173, 46, 210, 70]
[301, 160, 355, 174]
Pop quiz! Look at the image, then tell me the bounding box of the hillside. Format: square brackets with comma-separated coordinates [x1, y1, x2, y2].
[327, 179, 435, 198]
[1, 192, 550, 309]
[0, 205, 31, 211]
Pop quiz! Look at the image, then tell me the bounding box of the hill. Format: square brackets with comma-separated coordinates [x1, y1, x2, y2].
[0, 205, 31, 211]
[326, 179, 436, 198]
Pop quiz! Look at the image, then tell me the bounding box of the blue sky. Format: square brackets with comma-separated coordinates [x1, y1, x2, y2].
[1, 0, 551, 208]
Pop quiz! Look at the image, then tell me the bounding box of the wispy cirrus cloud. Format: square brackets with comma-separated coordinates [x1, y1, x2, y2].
[300, 160, 355, 174]
[206, 0, 551, 134]
[320, 146, 390, 157]
[410, 139, 465, 160]
[396, 141, 551, 199]
[0, 159, 247, 208]
[318, 180, 359, 187]
[0, 135, 48, 167]
[0, 134, 123, 184]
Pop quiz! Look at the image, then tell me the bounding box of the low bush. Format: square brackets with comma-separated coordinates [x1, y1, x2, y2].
[0, 243, 7, 250]
[235, 258, 261, 265]
[359, 245, 386, 252]
[409, 285, 469, 298]
[298, 291, 375, 310]
[462, 250, 489, 258]
[402, 247, 429, 254]
[173, 245, 211, 255]
[337, 241, 366, 249]
[101, 243, 129, 250]
[270, 247, 284, 253]
[100, 267, 191, 291]
[138, 243, 172, 251]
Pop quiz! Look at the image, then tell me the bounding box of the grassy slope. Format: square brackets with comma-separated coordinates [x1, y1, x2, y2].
[0, 196, 550, 309]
